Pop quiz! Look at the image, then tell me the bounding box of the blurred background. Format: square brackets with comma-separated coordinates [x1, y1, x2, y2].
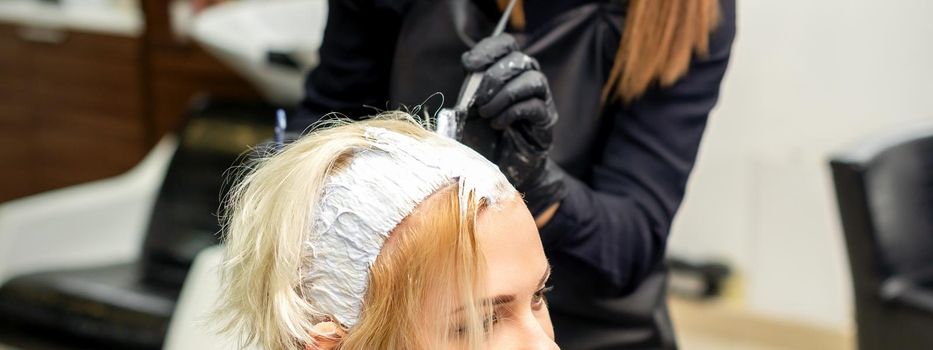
[0, 0, 931, 349]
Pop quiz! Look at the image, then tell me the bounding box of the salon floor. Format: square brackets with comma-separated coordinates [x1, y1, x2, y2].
[669, 296, 855, 350]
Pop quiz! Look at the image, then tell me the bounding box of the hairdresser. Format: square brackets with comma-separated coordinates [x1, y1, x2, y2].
[290, 0, 735, 348]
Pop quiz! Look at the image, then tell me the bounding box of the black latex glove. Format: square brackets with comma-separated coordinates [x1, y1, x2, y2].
[462, 33, 567, 216]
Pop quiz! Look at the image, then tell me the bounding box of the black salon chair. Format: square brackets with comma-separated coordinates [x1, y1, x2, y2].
[0, 101, 273, 349]
[830, 121, 933, 350]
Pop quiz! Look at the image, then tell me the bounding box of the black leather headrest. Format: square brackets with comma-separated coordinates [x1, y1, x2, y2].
[141, 102, 275, 288]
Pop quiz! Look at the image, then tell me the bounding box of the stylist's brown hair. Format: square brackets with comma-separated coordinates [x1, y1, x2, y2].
[499, 0, 721, 103]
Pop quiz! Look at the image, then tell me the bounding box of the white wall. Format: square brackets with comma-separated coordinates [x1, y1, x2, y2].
[668, 0, 933, 330]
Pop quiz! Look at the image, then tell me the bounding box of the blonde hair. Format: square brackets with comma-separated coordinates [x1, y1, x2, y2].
[216, 112, 492, 349]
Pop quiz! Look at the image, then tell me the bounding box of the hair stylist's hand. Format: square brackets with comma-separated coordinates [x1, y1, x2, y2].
[462, 34, 566, 217]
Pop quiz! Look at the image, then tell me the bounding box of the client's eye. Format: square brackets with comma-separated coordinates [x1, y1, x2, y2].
[531, 285, 554, 309]
[451, 312, 501, 337]
[483, 312, 501, 332]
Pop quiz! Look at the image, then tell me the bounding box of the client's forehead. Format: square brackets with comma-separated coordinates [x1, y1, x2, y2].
[475, 196, 547, 295]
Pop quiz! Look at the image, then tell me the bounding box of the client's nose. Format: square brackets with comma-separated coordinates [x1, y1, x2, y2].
[516, 314, 560, 350]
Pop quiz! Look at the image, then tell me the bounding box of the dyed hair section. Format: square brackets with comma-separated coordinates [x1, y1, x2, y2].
[215, 113, 494, 349]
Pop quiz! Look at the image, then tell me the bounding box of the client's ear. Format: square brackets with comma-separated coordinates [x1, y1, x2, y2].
[306, 321, 347, 350]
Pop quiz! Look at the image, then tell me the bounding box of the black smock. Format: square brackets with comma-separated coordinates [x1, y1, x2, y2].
[293, 0, 736, 348]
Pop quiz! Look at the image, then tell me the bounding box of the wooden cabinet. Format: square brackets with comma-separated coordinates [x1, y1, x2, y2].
[0, 25, 35, 201]
[0, 1, 261, 202]
[141, 0, 260, 141]
[0, 23, 148, 201]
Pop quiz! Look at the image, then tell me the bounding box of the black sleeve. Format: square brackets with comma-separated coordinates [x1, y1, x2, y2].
[291, 0, 408, 132]
[539, 0, 737, 294]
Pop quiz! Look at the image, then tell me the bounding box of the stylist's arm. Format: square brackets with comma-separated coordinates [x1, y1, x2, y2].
[462, 34, 565, 226]
[463, 20, 735, 292]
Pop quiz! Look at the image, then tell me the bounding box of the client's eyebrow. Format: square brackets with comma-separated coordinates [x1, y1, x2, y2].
[485, 295, 516, 307]
[452, 264, 552, 314]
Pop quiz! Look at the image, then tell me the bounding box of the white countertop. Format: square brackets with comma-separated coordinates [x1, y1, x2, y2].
[0, 0, 143, 37]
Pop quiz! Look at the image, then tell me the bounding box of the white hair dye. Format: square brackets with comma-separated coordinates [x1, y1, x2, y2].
[303, 126, 515, 327]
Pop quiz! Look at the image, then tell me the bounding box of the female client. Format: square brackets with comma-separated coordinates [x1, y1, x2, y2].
[216, 112, 560, 349]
